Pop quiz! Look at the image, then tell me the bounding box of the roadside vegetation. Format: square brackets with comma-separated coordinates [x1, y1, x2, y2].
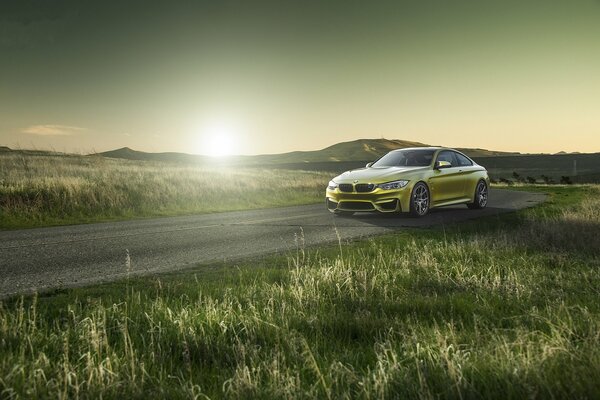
[0, 185, 598, 399]
[0, 153, 330, 229]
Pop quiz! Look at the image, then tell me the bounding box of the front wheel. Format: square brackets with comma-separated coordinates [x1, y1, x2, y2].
[467, 180, 488, 209]
[410, 182, 430, 217]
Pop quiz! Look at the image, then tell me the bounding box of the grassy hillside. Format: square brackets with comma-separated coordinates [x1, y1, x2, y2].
[246, 138, 429, 163]
[95, 139, 600, 182]
[15, 139, 600, 182]
[0, 185, 598, 398]
[474, 153, 600, 182]
[573, 172, 600, 183]
[99, 147, 211, 163]
[0, 152, 330, 229]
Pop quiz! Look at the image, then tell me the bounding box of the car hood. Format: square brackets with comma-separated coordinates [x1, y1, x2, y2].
[333, 166, 429, 184]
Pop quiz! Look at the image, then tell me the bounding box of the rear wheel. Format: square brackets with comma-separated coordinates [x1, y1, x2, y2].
[410, 182, 430, 217]
[467, 180, 488, 209]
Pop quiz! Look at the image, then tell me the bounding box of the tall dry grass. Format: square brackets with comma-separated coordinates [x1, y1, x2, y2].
[0, 153, 330, 228]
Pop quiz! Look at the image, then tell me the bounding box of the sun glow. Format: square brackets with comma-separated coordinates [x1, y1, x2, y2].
[197, 119, 238, 157]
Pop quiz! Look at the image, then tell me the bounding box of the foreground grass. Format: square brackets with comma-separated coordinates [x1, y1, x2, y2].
[1, 185, 599, 399]
[0, 153, 330, 229]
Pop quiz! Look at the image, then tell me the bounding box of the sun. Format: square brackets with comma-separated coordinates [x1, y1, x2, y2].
[197, 120, 238, 157]
[205, 135, 233, 157]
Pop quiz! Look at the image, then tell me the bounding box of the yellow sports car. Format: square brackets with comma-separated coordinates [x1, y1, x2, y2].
[326, 147, 490, 217]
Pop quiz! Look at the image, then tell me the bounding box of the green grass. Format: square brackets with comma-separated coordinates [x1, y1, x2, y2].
[1, 185, 599, 399]
[0, 152, 330, 229]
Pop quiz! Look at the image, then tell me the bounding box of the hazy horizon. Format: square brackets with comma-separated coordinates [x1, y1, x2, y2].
[4, 136, 595, 158]
[1, 1, 599, 156]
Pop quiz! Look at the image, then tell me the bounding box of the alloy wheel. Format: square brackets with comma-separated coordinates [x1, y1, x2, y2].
[477, 182, 488, 207]
[412, 184, 429, 216]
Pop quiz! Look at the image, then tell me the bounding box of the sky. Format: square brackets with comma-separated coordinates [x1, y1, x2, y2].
[1, 0, 599, 156]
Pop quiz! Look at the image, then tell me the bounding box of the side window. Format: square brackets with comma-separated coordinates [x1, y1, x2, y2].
[454, 152, 473, 167]
[436, 151, 457, 167]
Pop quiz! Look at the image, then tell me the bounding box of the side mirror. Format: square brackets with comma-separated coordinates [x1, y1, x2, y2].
[366, 162, 374, 168]
[435, 160, 452, 169]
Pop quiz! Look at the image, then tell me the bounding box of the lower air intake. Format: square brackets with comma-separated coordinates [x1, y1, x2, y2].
[378, 199, 398, 211]
[339, 201, 375, 211]
[326, 199, 338, 210]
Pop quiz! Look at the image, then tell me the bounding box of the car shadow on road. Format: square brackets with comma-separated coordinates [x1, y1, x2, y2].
[329, 206, 515, 228]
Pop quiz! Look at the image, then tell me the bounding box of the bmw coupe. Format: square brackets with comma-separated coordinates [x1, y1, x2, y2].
[326, 147, 490, 217]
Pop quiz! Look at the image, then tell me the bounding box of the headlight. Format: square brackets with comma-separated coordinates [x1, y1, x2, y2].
[327, 180, 338, 190]
[378, 180, 409, 190]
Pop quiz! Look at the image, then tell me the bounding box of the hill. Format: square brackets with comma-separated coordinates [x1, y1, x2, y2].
[97, 147, 210, 163]
[262, 138, 429, 163]
[99, 138, 519, 165]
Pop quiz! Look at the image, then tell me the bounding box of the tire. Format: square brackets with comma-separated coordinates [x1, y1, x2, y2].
[467, 180, 488, 209]
[409, 182, 430, 217]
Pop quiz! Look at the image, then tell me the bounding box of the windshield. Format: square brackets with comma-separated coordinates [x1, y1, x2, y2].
[371, 149, 435, 168]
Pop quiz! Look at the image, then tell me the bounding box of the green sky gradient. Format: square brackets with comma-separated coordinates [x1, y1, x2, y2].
[1, 0, 599, 154]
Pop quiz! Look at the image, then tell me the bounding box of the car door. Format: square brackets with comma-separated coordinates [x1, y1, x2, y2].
[428, 150, 465, 204]
[453, 151, 477, 199]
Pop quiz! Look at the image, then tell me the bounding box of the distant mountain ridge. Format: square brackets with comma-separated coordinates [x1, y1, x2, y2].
[4, 141, 600, 182]
[99, 147, 209, 163]
[98, 138, 521, 165]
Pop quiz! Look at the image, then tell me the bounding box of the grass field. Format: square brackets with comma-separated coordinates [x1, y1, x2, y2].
[0, 152, 330, 229]
[0, 185, 598, 399]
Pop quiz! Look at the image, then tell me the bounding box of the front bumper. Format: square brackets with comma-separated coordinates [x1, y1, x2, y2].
[325, 187, 411, 213]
